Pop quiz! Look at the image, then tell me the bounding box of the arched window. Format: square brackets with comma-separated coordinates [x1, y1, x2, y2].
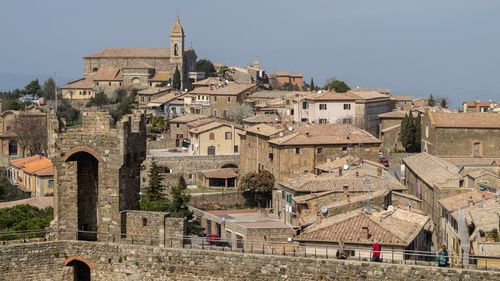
[174, 44, 178, 56]
[473, 142, 482, 157]
[92, 67, 99, 72]
[209, 132, 215, 140]
[131, 77, 141, 84]
[8, 140, 17, 156]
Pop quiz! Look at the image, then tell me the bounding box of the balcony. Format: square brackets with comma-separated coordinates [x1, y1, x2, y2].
[192, 100, 210, 106]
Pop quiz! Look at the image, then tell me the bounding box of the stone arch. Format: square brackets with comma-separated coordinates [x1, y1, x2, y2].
[221, 163, 238, 169]
[65, 150, 100, 241]
[132, 77, 141, 84]
[63, 146, 103, 163]
[65, 256, 92, 281]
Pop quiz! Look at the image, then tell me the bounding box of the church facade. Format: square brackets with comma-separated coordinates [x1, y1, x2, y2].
[62, 17, 197, 100]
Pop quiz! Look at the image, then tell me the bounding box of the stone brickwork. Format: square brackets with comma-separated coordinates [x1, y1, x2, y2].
[189, 191, 246, 209]
[1, 240, 499, 281]
[48, 111, 147, 242]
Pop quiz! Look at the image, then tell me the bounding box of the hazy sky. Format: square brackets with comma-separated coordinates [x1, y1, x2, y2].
[1, 0, 499, 108]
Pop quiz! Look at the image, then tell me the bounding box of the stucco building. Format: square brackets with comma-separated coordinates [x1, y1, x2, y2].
[422, 111, 500, 158]
[292, 91, 357, 124]
[189, 121, 243, 156]
[351, 89, 395, 137]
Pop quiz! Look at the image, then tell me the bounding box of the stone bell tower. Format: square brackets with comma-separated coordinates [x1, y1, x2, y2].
[170, 16, 185, 89]
[48, 111, 146, 241]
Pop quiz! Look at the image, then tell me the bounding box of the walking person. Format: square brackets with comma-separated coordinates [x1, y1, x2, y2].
[437, 245, 449, 267]
[371, 239, 382, 262]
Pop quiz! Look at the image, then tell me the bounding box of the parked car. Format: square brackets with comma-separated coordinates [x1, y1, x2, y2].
[206, 234, 231, 247]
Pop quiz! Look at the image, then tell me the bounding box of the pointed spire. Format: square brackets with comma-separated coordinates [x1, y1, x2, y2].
[170, 16, 184, 36]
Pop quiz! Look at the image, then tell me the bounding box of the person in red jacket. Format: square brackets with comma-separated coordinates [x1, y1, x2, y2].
[371, 239, 382, 262]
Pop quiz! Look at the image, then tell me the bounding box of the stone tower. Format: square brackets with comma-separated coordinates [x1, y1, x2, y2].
[170, 16, 185, 89]
[48, 111, 146, 241]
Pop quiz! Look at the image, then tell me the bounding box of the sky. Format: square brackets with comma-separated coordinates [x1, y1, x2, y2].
[1, 0, 499, 108]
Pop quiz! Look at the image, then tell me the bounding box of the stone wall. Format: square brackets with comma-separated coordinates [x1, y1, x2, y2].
[189, 191, 246, 209]
[1, 240, 499, 281]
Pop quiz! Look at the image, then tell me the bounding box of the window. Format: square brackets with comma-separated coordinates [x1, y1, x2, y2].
[214, 110, 218, 117]
[214, 96, 217, 102]
[227, 97, 231, 102]
[234, 145, 239, 153]
[343, 104, 351, 110]
[295, 148, 300, 154]
[459, 179, 464, 187]
[176, 123, 180, 128]
[109, 82, 112, 86]
[342, 146, 348, 154]
[302, 101, 309, 109]
[473, 142, 482, 157]
[224, 110, 229, 117]
[48, 180, 54, 188]
[319, 118, 328, 124]
[301, 118, 308, 122]
[342, 118, 352, 124]
[290, 109, 294, 115]
[319, 104, 327, 110]
[142, 218, 148, 227]
[317, 147, 323, 154]
[269, 152, 274, 161]
[225, 132, 232, 140]
[188, 173, 193, 179]
[209, 132, 215, 140]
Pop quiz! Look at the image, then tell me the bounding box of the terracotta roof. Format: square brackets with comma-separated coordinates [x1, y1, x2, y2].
[138, 86, 172, 95]
[22, 158, 53, 175]
[189, 83, 256, 96]
[296, 209, 430, 246]
[393, 95, 413, 101]
[148, 91, 187, 107]
[467, 198, 500, 232]
[463, 101, 494, 107]
[349, 90, 389, 100]
[380, 124, 401, 133]
[60, 77, 95, 90]
[170, 114, 208, 123]
[10, 155, 43, 168]
[247, 90, 301, 100]
[243, 114, 281, 124]
[192, 77, 223, 86]
[378, 110, 407, 119]
[245, 123, 284, 137]
[85, 48, 170, 58]
[402, 153, 461, 187]
[314, 155, 359, 171]
[438, 189, 495, 211]
[268, 124, 381, 146]
[201, 168, 238, 179]
[33, 166, 53, 177]
[189, 121, 226, 134]
[279, 172, 404, 193]
[305, 91, 358, 101]
[150, 71, 171, 81]
[92, 68, 122, 81]
[428, 111, 500, 129]
[0, 197, 53, 210]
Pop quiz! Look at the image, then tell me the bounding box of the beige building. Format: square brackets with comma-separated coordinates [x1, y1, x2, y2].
[422, 111, 500, 158]
[189, 121, 243, 156]
[9, 155, 54, 197]
[350, 89, 395, 137]
[293, 91, 358, 124]
[240, 123, 382, 181]
[185, 82, 258, 117]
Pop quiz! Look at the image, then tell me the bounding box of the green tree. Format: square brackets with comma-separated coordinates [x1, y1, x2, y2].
[440, 98, 448, 108]
[42, 78, 56, 100]
[86, 91, 109, 107]
[217, 66, 235, 81]
[196, 59, 216, 78]
[24, 79, 41, 95]
[172, 66, 181, 90]
[0, 168, 29, 202]
[310, 77, 316, 91]
[110, 90, 137, 123]
[428, 94, 436, 106]
[7, 100, 21, 110]
[238, 170, 275, 207]
[169, 176, 203, 235]
[323, 79, 350, 93]
[57, 97, 80, 124]
[400, 113, 411, 151]
[414, 113, 422, 152]
[0, 205, 53, 240]
[144, 160, 164, 202]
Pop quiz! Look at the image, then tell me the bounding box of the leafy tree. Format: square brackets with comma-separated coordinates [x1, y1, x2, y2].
[196, 59, 216, 78]
[110, 90, 137, 123]
[217, 66, 235, 81]
[86, 91, 109, 107]
[24, 79, 41, 95]
[0, 205, 53, 240]
[42, 78, 56, 100]
[57, 97, 80, 124]
[310, 77, 316, 91]
[172, 66, 181, 90]
[428, 94, 436, 106]
[169, 176, 203, 235]
[400, 112, 421, 153]
[0, 168, 29, 202]
[323, 79, 350, 93]
[144, 160, 164, 202]
[226, 103, 254, 123]
[440, 98, 448, 108]
[238, 170, 275, 207]
[7, 100, 21, 110]
[14, 113, 48, 155]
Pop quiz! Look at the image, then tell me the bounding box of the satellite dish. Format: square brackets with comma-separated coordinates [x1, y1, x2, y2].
[320, 206, 328, 215]
[343, 164, 349, 170]
[279, 132, 284, 137]
[363, 202, 372, 214]
[387, 205, 394, 211]
[288, 127, 293, 131]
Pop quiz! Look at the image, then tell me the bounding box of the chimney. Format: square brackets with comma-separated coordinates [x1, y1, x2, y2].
[343, 185, 350, 202]
[338, 167, 343, 176]
[468, 196, 475, 207]
[361, 226, 370, 239]
[316, 212, 322, 224]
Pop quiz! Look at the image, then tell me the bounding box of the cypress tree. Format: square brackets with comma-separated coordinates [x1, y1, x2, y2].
[310, 78, 315, 91]
[172, 66, 181, 90]
[428, 94, 436, 106]
[144, 160, 164, 201]
[414, 113, 422, 152]
[407, 112, 416, 152]
[400, 114, 410, 151]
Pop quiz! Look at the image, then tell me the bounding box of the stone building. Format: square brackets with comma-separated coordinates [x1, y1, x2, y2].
[270, 71, 303, 90]
[462, 100, 497, 113]
[48, 111, 147, 241]
[292, 91, 358, 124]
[9, 155, 53, 197]
[62, 17, 197, 100]
[422, 111, 500, 158]
[188, 121, 243, 156]
[0, 110, 21, 167]
[239, 123, 382, 181]
[350, 89, 395, 137]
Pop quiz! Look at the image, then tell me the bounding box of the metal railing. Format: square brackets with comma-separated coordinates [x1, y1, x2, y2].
[1, 229, 499, 271]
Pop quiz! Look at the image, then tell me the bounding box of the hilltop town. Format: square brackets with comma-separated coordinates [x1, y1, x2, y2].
[0, 17, 499, 281]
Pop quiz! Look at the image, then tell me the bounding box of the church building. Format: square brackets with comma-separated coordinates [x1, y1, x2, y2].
[61, 17, 197, 100]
